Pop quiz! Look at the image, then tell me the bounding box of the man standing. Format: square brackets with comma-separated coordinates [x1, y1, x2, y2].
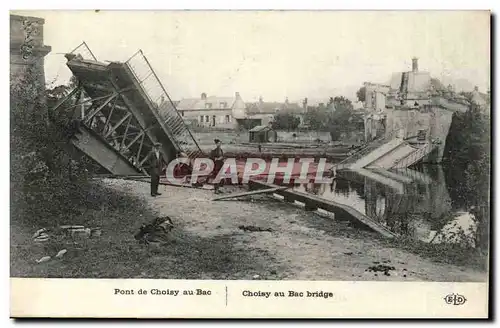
[146, 142, 165, 197]
[210, 139, 224, 194]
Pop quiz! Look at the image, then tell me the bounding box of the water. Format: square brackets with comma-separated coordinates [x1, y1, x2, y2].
[293, 165, 481, 248]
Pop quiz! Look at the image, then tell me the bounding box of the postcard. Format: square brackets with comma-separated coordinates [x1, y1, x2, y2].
[10, 9, 491, 318]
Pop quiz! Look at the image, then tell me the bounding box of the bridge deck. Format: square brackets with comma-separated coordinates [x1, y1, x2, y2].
[50, 42, 203, 175]
[248, 179, 398, 239]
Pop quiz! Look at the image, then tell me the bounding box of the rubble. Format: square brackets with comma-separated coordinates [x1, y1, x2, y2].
[55, 249, 67, 258]
[36, 256, 51, 263]
[366, 264, 397, 277]
[238, 225, 273, 233]
[31, 224, 103, 263]
[134, 216, 175, 245]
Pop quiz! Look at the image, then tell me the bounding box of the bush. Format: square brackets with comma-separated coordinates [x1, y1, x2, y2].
[10, 63, 92, 229]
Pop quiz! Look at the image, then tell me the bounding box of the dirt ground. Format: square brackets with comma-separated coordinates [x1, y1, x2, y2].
[11, 178, 487, 281]
[106, 179, 486, 282]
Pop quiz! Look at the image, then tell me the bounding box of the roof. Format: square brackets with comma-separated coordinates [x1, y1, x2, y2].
[246, 101, 305, 114]
[388, 71, 447, 94]
[471, 90, 489, 106]
[249, 125, 272, 132]
[176, 96, 236, 110]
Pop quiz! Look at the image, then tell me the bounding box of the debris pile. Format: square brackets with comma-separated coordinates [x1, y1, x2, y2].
[238, 225, 273, 233]
[134, 216, 175, 245]
[367, 264, 396, 276]
[32, 226, 102, 242]
[31, 225, 103, 264]
[364, 260, 409, 278]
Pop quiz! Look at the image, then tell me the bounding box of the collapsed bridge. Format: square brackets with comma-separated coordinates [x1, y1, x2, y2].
[49, 42, 203, 175]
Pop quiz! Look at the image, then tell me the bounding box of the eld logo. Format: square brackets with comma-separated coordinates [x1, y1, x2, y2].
[444, 293, 467, 306]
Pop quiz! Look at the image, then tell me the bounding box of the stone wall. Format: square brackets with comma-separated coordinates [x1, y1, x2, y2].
[427, 107, 454, 163]
[383, 106, 455, 163]
[385, 108, 430, 139]
[10, 14, 51, 90]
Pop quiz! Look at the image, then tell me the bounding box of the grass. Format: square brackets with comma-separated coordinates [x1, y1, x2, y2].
[386, 236, 488, 272]
[10, 177, 488, 279]
[10, 180, 280, 279]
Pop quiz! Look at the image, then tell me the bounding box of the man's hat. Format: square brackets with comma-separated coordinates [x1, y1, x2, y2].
[214, 139, 221, 144]
[153, 142, 161, 146]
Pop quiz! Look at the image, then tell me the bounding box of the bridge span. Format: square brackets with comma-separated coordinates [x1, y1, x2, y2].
[49, 42, 203, 175]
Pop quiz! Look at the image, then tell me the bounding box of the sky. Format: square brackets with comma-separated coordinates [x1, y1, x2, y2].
[13, 10, 491, 103]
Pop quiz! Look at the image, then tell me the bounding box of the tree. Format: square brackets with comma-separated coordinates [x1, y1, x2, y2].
[272, 112, 300, 131]
[333, 96, 354, 112]
[304, 107, 329, 131]
[327, 96, 355, 141]
[442, 101, 490, 252]
[356, 86, 366, 102]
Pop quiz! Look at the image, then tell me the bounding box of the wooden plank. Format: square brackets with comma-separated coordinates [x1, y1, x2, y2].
[248, 179, 398, 239]
[123, 177, 215, 190]
[212, 187, 288, 201]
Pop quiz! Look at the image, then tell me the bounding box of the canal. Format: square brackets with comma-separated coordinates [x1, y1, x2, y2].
[292, 164, 488, 253]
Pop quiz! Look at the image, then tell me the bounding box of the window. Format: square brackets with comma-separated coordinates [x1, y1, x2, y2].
[205, 115, 209, 123]
[220, 102, 227, 109]
[199, 116, 204, 123]
[205, 103, 213, 109]
[225, 115, 230, 123]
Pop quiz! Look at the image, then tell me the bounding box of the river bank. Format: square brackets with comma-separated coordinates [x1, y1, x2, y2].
[197, 143, 353, 161]
[11, 178, 487, 281]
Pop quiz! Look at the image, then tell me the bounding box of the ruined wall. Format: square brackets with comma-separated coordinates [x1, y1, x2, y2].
[383, 106, 454, 163]
[427, 107, 454, 163]
[363, 82, 390, 111]
[385, 108, 431, 139]
[10, 14, 51, 92]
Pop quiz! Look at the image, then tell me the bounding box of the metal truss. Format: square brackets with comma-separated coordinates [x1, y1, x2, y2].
[50, 82, 162, 175]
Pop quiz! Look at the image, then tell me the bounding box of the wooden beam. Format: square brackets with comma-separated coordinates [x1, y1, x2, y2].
[102, 97, 117, 133]
[248, 179, 398, 239]
[212, 187, 288, 201]
[49, 85, 82, 113]
[79, 90, 85, 119]
[104, 112, 132, 138]
[139, 149, 151, 166]
[124, 130, 144, 150]
[58, 93, 116, 113]
[72, 86, 82, 118]
[120, 116, 133, 149]
[111, 176, 215, 190]
[83, 93, 118, 124]
[136, 133, 145, 161]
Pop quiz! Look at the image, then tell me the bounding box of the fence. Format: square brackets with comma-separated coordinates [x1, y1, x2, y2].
[392, 142, 436, 169]
[69, 41, 97, 61]
[124, 50, 204, 160]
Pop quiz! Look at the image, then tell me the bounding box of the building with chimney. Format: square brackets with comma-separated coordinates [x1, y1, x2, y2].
[470, 86, 491, 115]
[175, 92, 246, 129]
[361, 57, 474, 163]
[363, 82, 391, 112]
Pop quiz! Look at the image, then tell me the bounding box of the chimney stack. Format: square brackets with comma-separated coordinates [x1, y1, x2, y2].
[201, 93, 207, 100]
[412, 57, 419, 73]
